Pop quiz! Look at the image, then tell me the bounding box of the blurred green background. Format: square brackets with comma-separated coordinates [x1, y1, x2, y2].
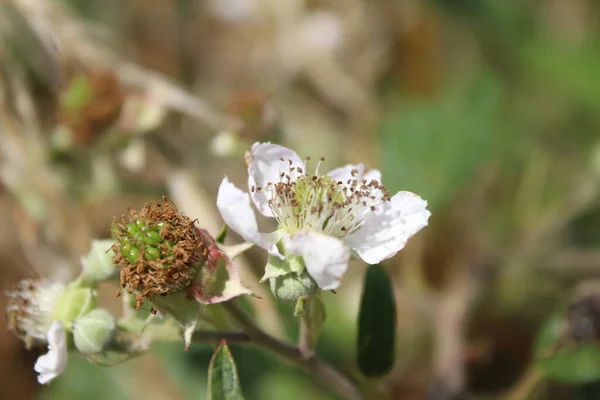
[1, 0, 600, 399]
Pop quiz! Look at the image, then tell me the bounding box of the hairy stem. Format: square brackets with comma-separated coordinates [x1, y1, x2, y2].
[222, 301, 363, 400]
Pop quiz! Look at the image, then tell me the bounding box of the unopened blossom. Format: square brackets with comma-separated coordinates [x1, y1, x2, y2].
[217, 142, 431, 291]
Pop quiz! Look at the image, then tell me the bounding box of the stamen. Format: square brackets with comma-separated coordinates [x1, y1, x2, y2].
[315, 157, 325, 176]
[264, 156, 390, 237]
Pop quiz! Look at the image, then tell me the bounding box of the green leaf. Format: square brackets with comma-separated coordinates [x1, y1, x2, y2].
[535, 314, 600, 384]
[357, 265, 396, 377]
[208, 341, 244, 400]
[215, 224, 228, 245]
[261, 254, 304, 281]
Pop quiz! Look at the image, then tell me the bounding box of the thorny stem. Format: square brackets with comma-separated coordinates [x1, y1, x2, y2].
[222, 301, 363, 400]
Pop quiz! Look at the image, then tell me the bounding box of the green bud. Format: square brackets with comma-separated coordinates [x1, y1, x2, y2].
[269, 270, 317, 302]
[73, 308, 117, 354]
[81, 239, 118, 283]
[52, 285, 97, 329]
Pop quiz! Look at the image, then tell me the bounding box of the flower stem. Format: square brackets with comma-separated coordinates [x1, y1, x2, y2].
[298, 317, 312, 356]
[222, 301, 363, 400]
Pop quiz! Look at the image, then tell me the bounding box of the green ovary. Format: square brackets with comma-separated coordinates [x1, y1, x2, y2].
[118, 219, 173, 267]
[283, 175, 344, 232]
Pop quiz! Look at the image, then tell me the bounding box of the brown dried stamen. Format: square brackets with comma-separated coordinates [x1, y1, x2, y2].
[6, 280, 36, 341]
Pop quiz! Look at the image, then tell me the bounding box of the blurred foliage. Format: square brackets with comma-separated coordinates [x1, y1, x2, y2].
[381, 73, 504, 211]
[535, 314, 600, 384]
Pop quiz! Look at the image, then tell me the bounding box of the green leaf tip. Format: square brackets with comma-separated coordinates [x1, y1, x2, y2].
[208, 340, 244, 400]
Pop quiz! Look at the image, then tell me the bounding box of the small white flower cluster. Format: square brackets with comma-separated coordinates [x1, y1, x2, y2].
[5, 141, 431, 386]
[6, 240, 117, 385]
[217, 142, 430, 290]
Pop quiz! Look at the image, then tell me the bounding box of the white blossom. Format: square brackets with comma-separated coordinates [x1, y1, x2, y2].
[217, 142, 430, 290]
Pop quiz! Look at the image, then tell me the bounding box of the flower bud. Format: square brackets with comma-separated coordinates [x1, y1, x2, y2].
[269, 270, 317, 302]
[210, 130, 240, 158]
[81, 239, 117, 284]
[73, 308, 117, 354]
[52, 285, 97, 329]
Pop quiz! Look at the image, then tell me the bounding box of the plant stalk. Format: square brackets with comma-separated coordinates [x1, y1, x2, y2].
[222, 300, 363, 400]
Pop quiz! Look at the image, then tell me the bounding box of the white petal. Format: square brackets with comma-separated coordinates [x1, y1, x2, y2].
[217, 177, 281, 257]
[327, 164, 365, 183]
[247, 142, 303, 216]
[285, 230, 350, 291]
[345, 191, 430, 264]
[34, 321, 68, 385]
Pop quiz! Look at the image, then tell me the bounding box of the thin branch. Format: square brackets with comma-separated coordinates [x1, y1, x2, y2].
[192, 330, 250, 344]
[298, 317, 312, 357]
[501, 367, 544, 400]
[222, 301, 363, 400]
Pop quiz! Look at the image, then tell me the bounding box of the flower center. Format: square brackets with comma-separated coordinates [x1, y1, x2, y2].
[259, 157, 389, 236]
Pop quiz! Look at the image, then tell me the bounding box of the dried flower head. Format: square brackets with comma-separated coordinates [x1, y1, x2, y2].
[57, 66, 125, 147]
[112, 198, 209, 309]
